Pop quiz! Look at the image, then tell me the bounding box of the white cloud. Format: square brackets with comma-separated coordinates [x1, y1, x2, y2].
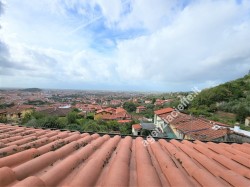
[115, 0, 250, 89]
[0, 0, 250, 91]
[118, 0, 179, 31]
[93, 0, 123, 26]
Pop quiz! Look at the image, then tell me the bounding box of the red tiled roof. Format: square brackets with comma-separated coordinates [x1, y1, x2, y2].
[95, 109, 112, 114]
[154, 107, 174, 115]
[97, 107, 131, 121]
[38, 107, 71, 117]
[132, 124, 142, 130]
[101, 114, 118, 120]
[0, 109, 7, 114]
[159, 113, 230, 141]
[115, 107, 126, 114]
[117, 120, 132, 123]
[6, 105, 34, 115]
[136, 106, 146, 109]
[0, 123, 250, 186]
[195, 117, 231, 128]
[105, 107, 116, 113]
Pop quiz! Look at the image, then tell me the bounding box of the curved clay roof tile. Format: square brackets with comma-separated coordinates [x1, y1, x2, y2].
[0, 166, 16, 186]
[12, 176, 46, 187]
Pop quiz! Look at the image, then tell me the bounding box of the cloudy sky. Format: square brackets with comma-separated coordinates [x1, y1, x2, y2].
[0, 0, 250, 91]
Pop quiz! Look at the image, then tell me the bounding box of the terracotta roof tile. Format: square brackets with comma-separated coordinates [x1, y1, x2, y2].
[159, 113, 230, 141]
[132, 124, 142, 130]
[117, 119, 132, 123]
[137, 106, 146, 109]
[0, 123, 250, 186]
[154, 107, 174, 115]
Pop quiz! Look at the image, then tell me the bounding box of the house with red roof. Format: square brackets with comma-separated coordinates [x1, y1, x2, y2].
[136, 106, 146, 113]
[94, 109, 113, 120]
[154, 107, 174, 131]
[117, 120, 132, 124]
[154, 107, 250, 142]
[94, 107, 131, 121]
[6, 105, 34, 121]
[132, 124, 142, 135]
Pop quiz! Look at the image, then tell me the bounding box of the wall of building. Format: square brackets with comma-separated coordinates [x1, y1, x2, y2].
[169, 124, 184, 139]
[94, 111, 111, 120]
[154, 114, 165, 130]
[21, 109, 33, 118]
[245, 118, 250, 127]
[132, 128, 140, 136]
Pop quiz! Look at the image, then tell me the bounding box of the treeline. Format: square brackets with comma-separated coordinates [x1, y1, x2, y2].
[22, 110, 133, 134]
[188, 74, 250, 123]
[24, 100, 49, 106]
[0, 102, 14, 109]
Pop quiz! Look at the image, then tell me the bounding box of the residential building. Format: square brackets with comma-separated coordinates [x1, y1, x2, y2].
[245, 117, 250, 126]
[154, 108, 174, 131]
[6, 105, 34, 121]
[94, 107, 131, 121]
[132, 123, 157, 136]
[94, 109, 113, 120]
[0, 109, 7, 118]
[144, 100, 152, 104]
[132, 124, 142, 135]
[37, 107, 71, 117]
[117, 120, 132, 124]
[136, 106, 146, 113]
[154, 107, 250, 142]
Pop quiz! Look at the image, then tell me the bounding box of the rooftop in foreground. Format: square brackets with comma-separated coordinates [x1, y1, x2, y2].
[0, 123, 250, 187]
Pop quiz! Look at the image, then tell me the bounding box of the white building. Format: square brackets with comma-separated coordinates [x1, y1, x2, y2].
[245, 117, 250, 127]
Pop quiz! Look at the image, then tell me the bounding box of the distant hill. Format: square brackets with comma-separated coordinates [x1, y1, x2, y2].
[188, 74, 250, 123]
[20, 88, 42, 92]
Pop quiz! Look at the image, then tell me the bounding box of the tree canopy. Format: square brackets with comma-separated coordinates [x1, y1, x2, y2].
[188, 74, 250, 123]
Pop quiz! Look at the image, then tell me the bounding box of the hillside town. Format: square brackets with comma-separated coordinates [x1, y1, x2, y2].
[1, 88, 250, 187]
[0, 88, 249, 143]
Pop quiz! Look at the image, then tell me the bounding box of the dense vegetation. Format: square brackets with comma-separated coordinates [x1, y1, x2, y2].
[188, 74, 250, 124]
[123, 102, 137, 112]
[20, 88, 42, 92]
[24, 100, 49, 106]
[0, 102, 14, 109]
[21, 109, 133, 134]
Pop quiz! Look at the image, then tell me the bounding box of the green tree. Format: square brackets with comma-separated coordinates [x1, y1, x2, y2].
[236, 105, 250, 123]
[22, 112, 33, 124]
[83, 121, 100, 132]
[107, 121, 119, 131]
[72, 108, 80, 112]
[39, 116, 64, 129]
[119, 123, 132, 135]
[67, 123, 83, 131]
[123, 102, 136, 112]
[0, 116, 7, 123]
[67, 112, 78, 124]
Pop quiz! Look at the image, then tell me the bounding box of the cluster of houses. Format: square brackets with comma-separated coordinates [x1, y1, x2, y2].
[132, 107, 250, 143]
[154, 99, 173, 106]
[94, 107, 132, 123]
[1, 101, 250, 143]
[0, 103, 133, 125]
[0, 105, 34, 122]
